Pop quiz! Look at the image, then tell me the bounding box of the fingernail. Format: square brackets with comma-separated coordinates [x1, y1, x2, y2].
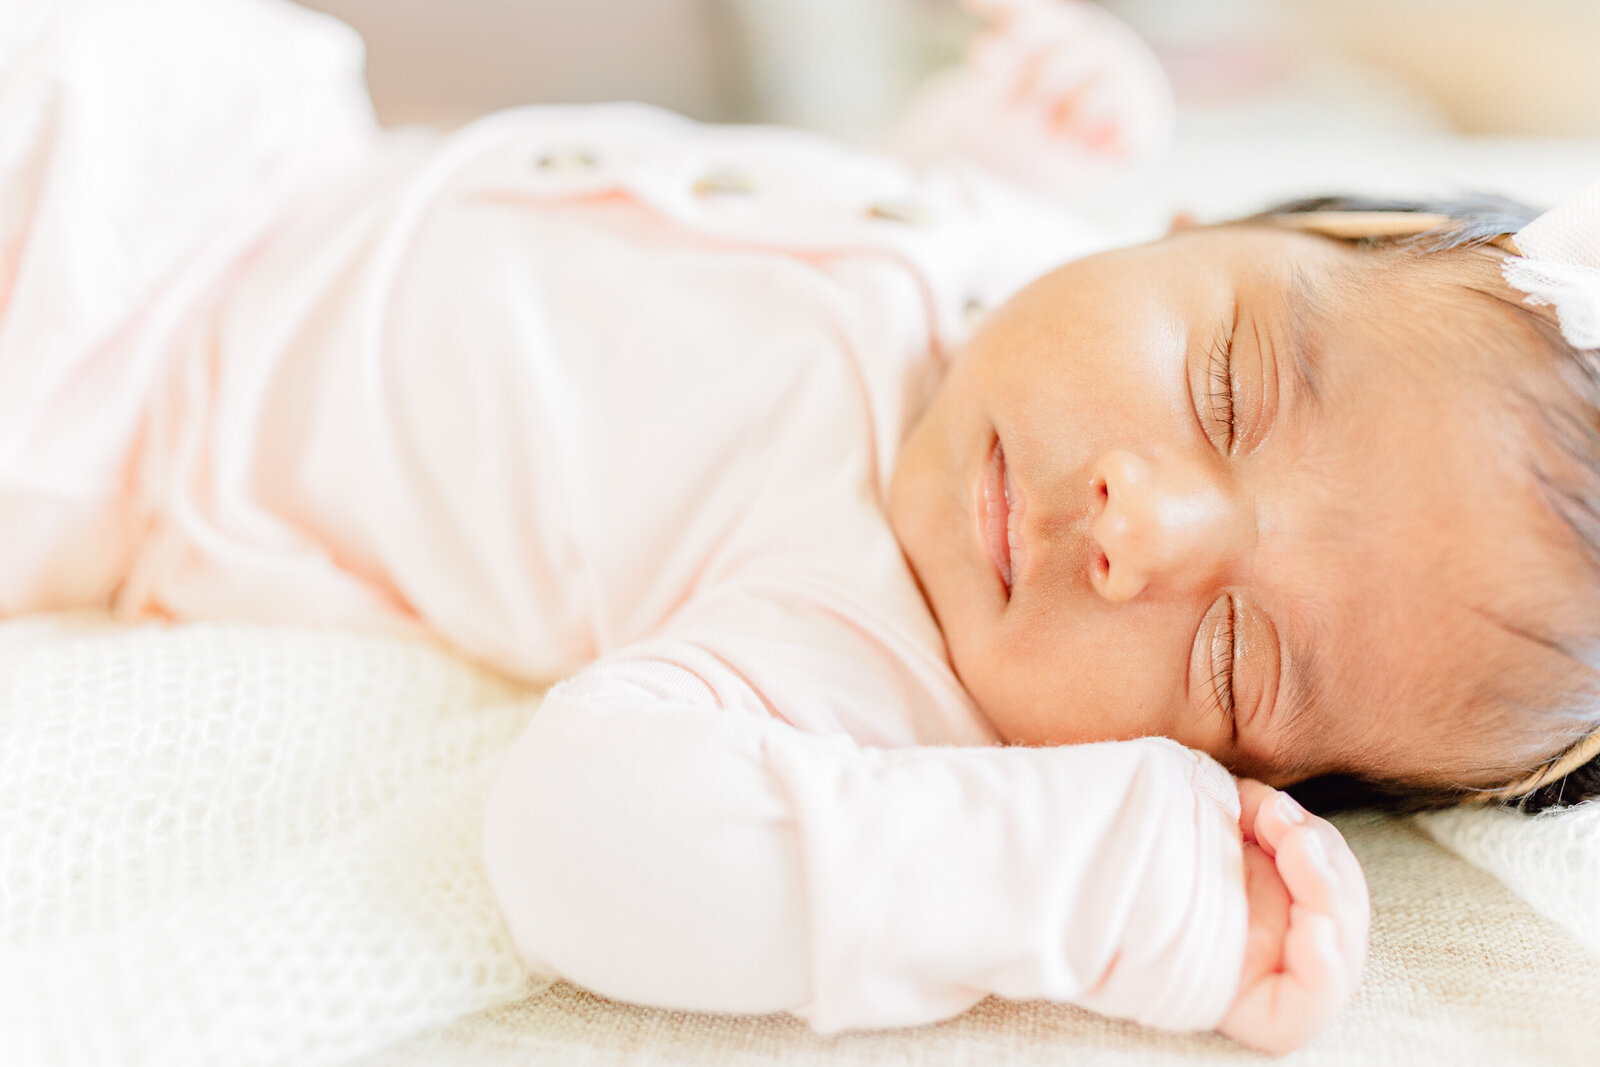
[1276, 793, 1307, 825]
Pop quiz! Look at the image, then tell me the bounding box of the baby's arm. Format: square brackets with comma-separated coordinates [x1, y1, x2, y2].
[1222, 780, 1371, 1053]
[483, 648, 1248, 1034]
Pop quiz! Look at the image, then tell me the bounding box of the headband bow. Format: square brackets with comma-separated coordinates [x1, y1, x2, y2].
[1503, 180, 1600, 350]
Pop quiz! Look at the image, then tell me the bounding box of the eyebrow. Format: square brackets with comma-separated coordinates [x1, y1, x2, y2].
[1283, 267, 1327, 408]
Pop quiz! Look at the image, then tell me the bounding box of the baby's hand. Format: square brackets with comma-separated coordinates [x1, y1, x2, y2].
[886, 0, 1173, 189]
[1219, 780, 1370, 1055]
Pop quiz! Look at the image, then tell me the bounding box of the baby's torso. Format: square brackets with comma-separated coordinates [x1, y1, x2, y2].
[126, 106, 1099, 745]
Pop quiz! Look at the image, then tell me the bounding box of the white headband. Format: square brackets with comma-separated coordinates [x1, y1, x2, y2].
[1503, 180, 1600, 350]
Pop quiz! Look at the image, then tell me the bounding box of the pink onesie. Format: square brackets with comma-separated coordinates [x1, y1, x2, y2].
[1, 0, 1246, 1034]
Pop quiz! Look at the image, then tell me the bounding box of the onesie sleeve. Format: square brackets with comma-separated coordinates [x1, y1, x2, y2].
[483, 653, 1247, 1034]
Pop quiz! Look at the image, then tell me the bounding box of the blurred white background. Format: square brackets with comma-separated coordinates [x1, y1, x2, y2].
[293, 0, 1600, 140]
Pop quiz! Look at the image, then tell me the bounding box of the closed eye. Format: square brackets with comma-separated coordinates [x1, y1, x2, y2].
[1206, 323, 1237, 452]
[1209, 595, 1238, 740]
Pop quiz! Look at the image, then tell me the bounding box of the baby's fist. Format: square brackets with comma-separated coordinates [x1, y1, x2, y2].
[886, 0, 1173, 191]
[1219, 780, 1370, 1054]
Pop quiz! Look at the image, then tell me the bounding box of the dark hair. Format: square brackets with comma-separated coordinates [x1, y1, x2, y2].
[1247, 195, 1600, 815]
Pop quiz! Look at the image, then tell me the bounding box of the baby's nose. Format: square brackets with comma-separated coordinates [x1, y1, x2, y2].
[1088, 449, 1246, 602]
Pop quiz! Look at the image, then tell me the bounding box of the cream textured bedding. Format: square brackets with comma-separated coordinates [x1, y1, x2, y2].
[3, 613, 1598, 1066]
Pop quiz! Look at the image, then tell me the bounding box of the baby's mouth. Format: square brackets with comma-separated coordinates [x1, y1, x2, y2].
[979, 439, 1025, 598]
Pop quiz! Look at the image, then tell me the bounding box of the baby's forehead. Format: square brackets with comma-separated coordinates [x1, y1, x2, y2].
[1247, 234, 1543, 392]
[1218, 223, 1524, 318]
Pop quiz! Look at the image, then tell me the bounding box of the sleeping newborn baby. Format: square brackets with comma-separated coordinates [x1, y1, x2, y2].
[5, 0, 1597, 1055]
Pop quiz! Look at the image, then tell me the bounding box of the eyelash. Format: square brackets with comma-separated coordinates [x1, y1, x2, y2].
[1211, 596, 1238, 738]
[1201, 315, 1242, 737]
[1206, 327, 1237, 450]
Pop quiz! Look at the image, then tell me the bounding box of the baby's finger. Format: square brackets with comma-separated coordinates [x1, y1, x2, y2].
[1027, 40, 1100, 87]
[1047, 70, 1132, 153]
[1219, 906, 1344, 1054]
[1258, 803, 1366, 915]
[1321, 825, 1370, 909]
[967, 27, 1060, 100]
[1276, 824, 1371, 983]
[1251, 788, 1320, 858]
[1273, 826, 1342, 918]
[966, 30, 1026, 84]
[1235, 778, 1278, 844]
[1029, 48, 1109, 118]
[1281, 906, 1347, 1025]
[1313, 832, 1371, 974]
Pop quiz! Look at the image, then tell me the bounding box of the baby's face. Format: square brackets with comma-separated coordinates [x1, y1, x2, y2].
[890, 225, 1560, 788]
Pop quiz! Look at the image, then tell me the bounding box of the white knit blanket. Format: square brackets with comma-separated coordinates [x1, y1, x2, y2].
[0, 614, 553, 1067]
[1415, 799, 1600, 959]
[1, 614, 1595, 1065]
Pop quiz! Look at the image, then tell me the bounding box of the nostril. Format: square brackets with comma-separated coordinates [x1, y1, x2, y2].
[1093, 475, 1109, 505]
[1093, 548, 1109, 581]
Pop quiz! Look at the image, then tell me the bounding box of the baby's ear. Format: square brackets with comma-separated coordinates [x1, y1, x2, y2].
[1167, 211, 1198, 235]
